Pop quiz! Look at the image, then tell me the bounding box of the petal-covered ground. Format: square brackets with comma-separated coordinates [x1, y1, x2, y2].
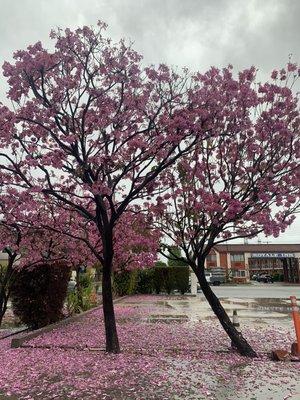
[0, 295, 299, 399]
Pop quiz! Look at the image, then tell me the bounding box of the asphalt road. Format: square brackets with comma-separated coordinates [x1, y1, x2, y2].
[208, 282, 300, 299]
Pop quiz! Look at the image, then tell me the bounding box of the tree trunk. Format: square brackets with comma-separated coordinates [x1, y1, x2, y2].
[102, 263, 120, 353]
[99, 220, 120, 353]
[0, 254, 15, 327]
[75, 267, 83, 309]
[0, 295, 8, 326]
[95, 195, 120, 353]
[195, 266, 257, 358]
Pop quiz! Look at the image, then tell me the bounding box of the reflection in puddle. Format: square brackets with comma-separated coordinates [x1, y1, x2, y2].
[220, 298, 292, 315]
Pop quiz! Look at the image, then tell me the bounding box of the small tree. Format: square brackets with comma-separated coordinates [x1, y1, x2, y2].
[162, 268, 175, 294]
[154, 64, 300, 357]
[67, 269, 98, 315]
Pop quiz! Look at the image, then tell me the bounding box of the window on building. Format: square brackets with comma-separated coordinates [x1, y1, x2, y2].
[234, 270, 246, 277]
[206, 253, 217, 262]
[230, 253, 244, 262]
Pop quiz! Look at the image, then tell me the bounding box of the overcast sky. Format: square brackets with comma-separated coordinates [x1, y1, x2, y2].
[0, 0, 299, 243]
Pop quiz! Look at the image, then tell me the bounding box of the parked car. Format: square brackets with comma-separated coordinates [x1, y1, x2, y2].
[196, 270, 226, 291]
[205, 272, 225, 286]
[256, 274, 273, 283]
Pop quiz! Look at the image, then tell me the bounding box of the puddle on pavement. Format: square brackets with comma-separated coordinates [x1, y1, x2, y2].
[225, 299, 286, 313]
[220, 298, 292, 317]
[156, 301, 174, 308]
[121, 296, 294, 325]
[229, 309, 288, 318]
[221, 298, 257, 304]
[145, 314, 189, 323]
[171, 301, 193, 307]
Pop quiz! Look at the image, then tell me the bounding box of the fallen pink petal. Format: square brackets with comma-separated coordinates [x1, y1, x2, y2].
[1, 296, 300, 399]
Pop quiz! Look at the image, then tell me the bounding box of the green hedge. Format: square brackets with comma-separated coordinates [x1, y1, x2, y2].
[173, 266, 190, 294]
[114, 266, 190, 296]
[113, 270, 139, 296]
[272, 273, 284, 282]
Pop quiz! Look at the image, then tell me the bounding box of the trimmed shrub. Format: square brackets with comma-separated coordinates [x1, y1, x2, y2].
[152, 261, 166, 293]
[114, 270, 138, 296]
[111, 265, 190, 296]
[272, 273, 284, 282]
[11, 262, 71, 329]
[136, 269, 154, 294]
[152, 268, 163, 294]
[173, 266, 190, 294]
[153, 266, 189, 294]
[141, 265, 189, 295]
[155, 261, 167, 267]
[161, 267, 176, 294]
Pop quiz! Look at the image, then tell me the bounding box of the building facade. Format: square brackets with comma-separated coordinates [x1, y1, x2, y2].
[205, 244, 300, 284]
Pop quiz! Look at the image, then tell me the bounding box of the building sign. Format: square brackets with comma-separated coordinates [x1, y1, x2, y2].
[251, 253, 295, 258]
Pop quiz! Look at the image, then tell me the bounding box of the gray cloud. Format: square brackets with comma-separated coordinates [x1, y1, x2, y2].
[0, 0, 298, 71]
[0, 0, 299, 242]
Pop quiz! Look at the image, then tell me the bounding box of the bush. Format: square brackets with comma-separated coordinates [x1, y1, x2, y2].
[152, 266, 189, 294]
[11, 262, 71, 329]
[173, 266, 190, 294]
[153, 267, 163, 294]
[155, 261, 167, 267]
[272, 273, 284, 282]
[161, 267, 176, 294]
[136, 269, 154, 294]
[67, 270, 97, 315]
[114, 270, 138, 296]
[111, 265, 190, 296]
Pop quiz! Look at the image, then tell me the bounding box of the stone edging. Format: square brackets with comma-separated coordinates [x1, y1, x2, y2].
[11, 296, 127, 348]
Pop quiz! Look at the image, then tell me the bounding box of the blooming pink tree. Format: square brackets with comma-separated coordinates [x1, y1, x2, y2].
[35, 203, 161, 273]
[0, 23, 211, 352]
[112, 210, 160, 272]
[153, 64, 300, 357]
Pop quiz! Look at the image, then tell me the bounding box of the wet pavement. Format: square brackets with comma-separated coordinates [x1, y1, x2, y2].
[120, 294, 300, 400]
[130, 293, 296, 327]
[1, 287, 300, 400]
[211, 282, 300, 299]
[207, 283, 300, 328]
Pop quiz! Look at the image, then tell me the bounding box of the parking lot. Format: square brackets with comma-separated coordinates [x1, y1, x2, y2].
[210, 282, 300, 299]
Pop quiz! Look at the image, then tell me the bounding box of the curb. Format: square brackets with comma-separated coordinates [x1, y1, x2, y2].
[11, 296, 127, 349]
